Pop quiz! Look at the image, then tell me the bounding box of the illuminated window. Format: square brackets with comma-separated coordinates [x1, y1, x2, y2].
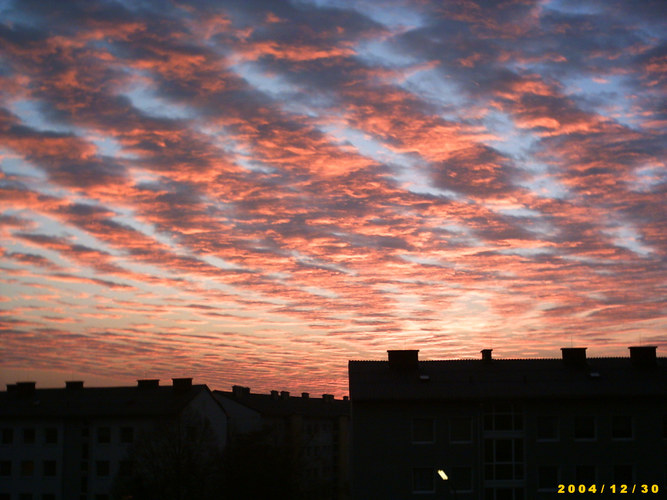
[412, 468, 435, 493]
[611, 416, 632, 439]
[412, 418, 435, 443]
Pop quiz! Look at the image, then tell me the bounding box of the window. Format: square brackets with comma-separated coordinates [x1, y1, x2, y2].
[96, 461, 110, 477]
[614, 465, 633, 484]
[119, 460, 133, 477]
[484, 438, 523, 481]
[412, 468, 435, 493]
[450, 417, 472, 442]
[612, 416, 632, 439]
[23, 428, 36, 444]
[412, 418, 435, 443]
[43, 460, 57, 476]
[20, 460, 35, 476]
[536, 416, 558, 441]
[45, 427, 58, 444]
[484, 487, 524, 500]
[575, 465, 596, 484]
[97, 427, 110, 444]
[537, 466, 558, 491]
[452, 466, 472, 492]
[574, 416, 595, 440]
[0, 460, 11, 476]
[1, 428, 12, 444]
[120, 426, 134, 443]
[484, 403, 523, 432]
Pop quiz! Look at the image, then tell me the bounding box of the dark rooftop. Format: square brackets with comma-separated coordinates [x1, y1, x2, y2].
[349, 347, 667, 401]
[0, 380, 213, 418]
[214, 388, 349, 417]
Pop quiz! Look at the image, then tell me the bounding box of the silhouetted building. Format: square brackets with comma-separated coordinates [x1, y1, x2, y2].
[0, 379, 227, 500]
[349, 347, 667, 499]
[215, 387, 350, 499]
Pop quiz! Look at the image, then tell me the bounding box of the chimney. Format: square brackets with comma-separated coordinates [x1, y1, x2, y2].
[6, 384, 17, 393]
[16, 381, 36, 395]
[628, 346, 657, 368]
[322, 394, 334, 403]
[481, 349, 493, 363]
[561, 347, 587, 367]
[270, 390, 279, 400]
[343, 396, 349, 401]
[137, 379, 160, 389]
[232, 385, 248, 397]
[65, 381, 84, 390]
[280, 391, 290, 400]
[387, 350, 419, 371]
[301, 392, 309, 399]
[172, 378, 192, 391]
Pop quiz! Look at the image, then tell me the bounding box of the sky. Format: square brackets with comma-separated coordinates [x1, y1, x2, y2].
[1, 0, 665, 397]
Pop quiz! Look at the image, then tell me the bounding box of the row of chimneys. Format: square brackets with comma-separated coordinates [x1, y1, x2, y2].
[6, 378, 193, 395]
[232, 385, 346, 401]
[388, 346, 659, 369]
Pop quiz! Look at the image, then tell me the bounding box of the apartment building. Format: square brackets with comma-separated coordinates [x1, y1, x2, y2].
[348, 346, 667, 500]
[215, 386, 350, 499]
[0, 378, 227, 500]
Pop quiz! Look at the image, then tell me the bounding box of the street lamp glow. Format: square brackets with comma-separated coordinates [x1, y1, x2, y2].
[437, 469, 449, 481]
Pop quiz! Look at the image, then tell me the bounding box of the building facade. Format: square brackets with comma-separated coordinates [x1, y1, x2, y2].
[215, 386, 350, 499]
[0, 378, 227, 500]
[349, 347, 667, 500]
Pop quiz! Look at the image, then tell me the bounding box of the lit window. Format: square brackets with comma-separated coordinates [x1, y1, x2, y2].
[574, 416, 595, 440]
[412, 418, 435, 443]
[412, 468, 435, 493]
[611, 416, 632, 439]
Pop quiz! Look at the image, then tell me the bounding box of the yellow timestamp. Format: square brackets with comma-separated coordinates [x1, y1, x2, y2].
[558, 484, 660, 494]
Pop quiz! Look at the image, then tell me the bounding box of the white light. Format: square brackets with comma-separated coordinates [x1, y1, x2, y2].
[437, 469, 448, 481]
